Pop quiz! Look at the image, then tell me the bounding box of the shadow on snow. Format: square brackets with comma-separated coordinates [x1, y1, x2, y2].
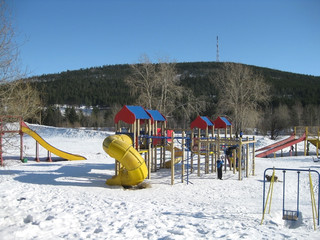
[1, 158, 116, 188]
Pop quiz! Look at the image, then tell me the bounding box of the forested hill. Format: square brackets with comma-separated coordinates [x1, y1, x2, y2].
[29, 61, 320, 108]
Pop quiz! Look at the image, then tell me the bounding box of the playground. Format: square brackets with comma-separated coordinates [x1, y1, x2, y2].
[0, 109, 319, 239]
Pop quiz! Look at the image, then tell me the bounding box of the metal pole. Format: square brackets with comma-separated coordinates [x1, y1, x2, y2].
[263, 167, 320, 226]
[297, 171, 300, 218]
[262, 169, 267, 215]
[171, 132, 175, 185]
[318, 174, 320, 226]
[283, 170, 286, 217]
[187, 142, 189, 184]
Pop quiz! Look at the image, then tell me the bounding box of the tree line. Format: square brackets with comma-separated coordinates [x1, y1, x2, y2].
[25, 59, 320, 134]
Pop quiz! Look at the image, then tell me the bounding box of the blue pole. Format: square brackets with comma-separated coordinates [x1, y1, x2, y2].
[262, 168, 268, 215]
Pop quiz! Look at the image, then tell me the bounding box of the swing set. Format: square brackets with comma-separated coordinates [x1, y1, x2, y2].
[261, 167, 320, 230]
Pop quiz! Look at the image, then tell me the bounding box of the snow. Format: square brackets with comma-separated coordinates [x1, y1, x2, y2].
[1, 124, 319, 239]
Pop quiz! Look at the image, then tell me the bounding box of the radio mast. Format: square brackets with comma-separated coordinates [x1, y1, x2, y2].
[216, 36, 219, 62]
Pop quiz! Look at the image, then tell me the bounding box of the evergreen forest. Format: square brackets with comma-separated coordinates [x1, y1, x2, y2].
[27, 62, 320, 133]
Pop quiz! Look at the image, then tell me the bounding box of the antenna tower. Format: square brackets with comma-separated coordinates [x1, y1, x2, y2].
[216, 35, 219, 62]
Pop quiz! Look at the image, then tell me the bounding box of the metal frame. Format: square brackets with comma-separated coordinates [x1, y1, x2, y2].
[262, 167, 320, 226]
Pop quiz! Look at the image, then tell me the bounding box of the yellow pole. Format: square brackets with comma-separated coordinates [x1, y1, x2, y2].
[198, 128, 201, 177]
[162, 121, 167, 168]
[171, 132, 175, 185]
[182, 131, 185, 183]
[137, 119, 140, 151]
[148, 119, 152, 179]
[294, 126, 298, 156]
[211, 127, 215, 173]
[246, 138, 249, 178]
[238, 138, 242, 180]
[232, 149, 236, 174]
[252, 136, 256, 176]
[261, 168, 276, 225]
[205, 126, 209, 174]
[191, 131, 194, 173]
[154, 121, 157, 172]
[317, 127, 319, 158]
[309, 171, 318, 230]
[304, 126, 308, 156]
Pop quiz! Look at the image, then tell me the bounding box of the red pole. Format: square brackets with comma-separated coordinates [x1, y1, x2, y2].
[47, 151, 52, 162]
[35, 141, 39, 162]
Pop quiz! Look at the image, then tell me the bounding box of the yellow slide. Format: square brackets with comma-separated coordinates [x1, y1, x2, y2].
[164, 144, 183, 168]
[103, 134, 148, 186]
[309, 139, 320, 148]
[21, 122, 86, 160]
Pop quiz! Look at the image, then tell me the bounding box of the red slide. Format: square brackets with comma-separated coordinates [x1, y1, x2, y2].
[256, 133, 306, 158]
[256, 133, 295, 152]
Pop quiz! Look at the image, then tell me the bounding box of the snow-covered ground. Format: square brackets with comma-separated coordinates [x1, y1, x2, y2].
[0, 124, 319, 239]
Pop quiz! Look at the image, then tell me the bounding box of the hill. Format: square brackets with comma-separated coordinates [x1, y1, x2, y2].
[29, 62, 320, 108]
[27, 62, 320, 128]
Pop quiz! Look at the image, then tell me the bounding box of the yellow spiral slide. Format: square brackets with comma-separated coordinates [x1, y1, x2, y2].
[103, 134, 148, 186]
[21, 122, 86, 160]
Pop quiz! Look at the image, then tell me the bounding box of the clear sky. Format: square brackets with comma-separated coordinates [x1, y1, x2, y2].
[8, 0, 320, 76]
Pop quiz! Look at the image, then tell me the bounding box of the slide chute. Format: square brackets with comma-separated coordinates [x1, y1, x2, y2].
[103, 134, 148, 186]
[21, 122, 86, 160]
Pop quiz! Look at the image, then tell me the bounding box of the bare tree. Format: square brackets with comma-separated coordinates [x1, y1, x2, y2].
[0, 1, 42, 121]
[214, 63, 270, 133]
[125, 55, 157, 109]
[0, 80, 42, 121]
[291, 101, 304, 126]
[0, 0, 19, 83]
[303, 104, 317, 126]
[266, 104, 291, 139]
[126, 55, 205, 121]
[155, 59, 183, 115]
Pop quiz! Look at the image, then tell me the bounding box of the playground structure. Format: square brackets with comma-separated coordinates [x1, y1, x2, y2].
[103, 105, 257, 186]
[0, 116, 86, 166]
[261, 167, 319, 230]
[256, 126, 320, 158]
[298, 126, 320, 157]
[190, 115, 256, 180]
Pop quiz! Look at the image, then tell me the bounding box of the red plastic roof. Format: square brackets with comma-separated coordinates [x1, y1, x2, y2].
[114, 105, 150, 124]
[190, 116, 214, 130]
[213, 116, 232, 129]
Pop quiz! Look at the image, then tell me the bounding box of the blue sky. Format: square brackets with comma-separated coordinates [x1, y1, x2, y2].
[8, 0, 320, 76]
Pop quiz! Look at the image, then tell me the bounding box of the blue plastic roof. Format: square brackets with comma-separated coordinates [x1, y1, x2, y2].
[220, 117, 232, 126]
[200, 116, 214, 126]
[126, 106, 150, 120]
[146, 110, 166, 121]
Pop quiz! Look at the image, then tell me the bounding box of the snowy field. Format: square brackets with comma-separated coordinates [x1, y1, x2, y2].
[0, 124, 319, 239]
